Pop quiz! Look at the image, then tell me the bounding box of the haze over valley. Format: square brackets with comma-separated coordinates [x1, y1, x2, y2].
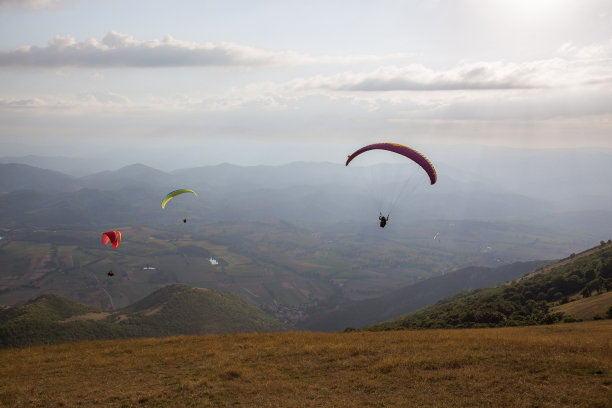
[1, 149, 611, 328]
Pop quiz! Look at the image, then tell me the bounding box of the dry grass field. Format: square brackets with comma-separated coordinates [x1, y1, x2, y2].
[554, 292, 612, 321]
[1, 321, 611, 407]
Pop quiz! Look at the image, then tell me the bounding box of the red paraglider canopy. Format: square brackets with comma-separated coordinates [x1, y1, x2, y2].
[345, 142, 437, 185]
[102, 230, 122, 249]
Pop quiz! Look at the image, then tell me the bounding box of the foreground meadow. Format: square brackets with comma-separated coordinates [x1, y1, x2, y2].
[1, 321, 610, 407]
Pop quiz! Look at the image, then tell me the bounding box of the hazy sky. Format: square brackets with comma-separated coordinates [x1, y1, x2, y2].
[1, 0, 611, 168]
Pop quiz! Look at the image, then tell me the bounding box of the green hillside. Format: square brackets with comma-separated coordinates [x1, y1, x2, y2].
[0, 284, 287, 348]
[368, 241, 612, 331]
[300, 260, 550, 331]
[112, 284, 289, 336]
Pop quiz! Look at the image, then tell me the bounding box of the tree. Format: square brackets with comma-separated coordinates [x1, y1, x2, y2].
[581, 286, 591, 298]
[601, 260, 612, 279]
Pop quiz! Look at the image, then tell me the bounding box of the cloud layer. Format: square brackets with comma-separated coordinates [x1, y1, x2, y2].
[0, 0, 72, 11]
[3, 31, 610, 94]
[0, 31, 405, 68]
[1, 31, 611, 151]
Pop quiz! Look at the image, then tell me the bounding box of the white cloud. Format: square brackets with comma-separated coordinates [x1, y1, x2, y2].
[87, 72, 104, 81]
[0, 0, 73, 11]
[558, 39, 612, 59]
[283, 57, 612, 93]
[0, 31, 409, 69]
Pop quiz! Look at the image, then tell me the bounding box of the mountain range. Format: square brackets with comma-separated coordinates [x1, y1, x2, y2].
[1, 152, 612, 333]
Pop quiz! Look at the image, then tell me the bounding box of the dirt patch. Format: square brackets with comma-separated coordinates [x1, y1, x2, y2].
[63, 312, 110, 322]
[144, 305, 164, 316]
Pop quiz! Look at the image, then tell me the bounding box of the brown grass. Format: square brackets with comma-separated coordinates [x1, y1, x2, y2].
[554, 292, 612, 321]
[1, 321, 611, 407]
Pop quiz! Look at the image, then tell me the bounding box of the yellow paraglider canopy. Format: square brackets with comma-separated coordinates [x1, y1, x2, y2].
[161, 189, 197, 209]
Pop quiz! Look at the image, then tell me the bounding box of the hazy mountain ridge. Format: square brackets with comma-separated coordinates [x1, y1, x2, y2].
[2, 159, 611, 227]
[0, 163, 78, 193]
[0, 284, 288, 348]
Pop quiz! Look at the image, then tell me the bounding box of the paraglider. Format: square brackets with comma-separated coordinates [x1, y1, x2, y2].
[162, 189, 198, 223]
[379, 213, 389, 228]
[101, 230, 121, 248]
[346, 143, 437, 227]
[346, 142, 437, 185]
[161, 189, 198, 209]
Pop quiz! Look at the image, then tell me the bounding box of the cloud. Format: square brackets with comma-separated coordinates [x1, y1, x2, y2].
[284, 57, 612, 93]
[0, 31, 408, 69]
[288, 63, 537, 92]
[558, 39, 612, 59]
[0, 0, 73, 11]
[87, 72, 104, 81]
[0, 91, 132, 113]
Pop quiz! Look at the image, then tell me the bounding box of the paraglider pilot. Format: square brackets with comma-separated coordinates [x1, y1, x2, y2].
[183, 218, 187, 223]
[107, 270, 115, 277]
[379, 213, 389, 228]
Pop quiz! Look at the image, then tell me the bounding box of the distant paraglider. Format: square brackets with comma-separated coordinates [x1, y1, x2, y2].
[161, 189, 198, 209]
[346, 142, 437, 185]
[346, 143, 437, 227]
[101, 230, 122, 248]
[162, 189, 198, 223]
[379, 213, 389, 228]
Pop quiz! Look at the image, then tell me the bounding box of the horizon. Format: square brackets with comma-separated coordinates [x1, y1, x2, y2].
[3, 142, 612, 175]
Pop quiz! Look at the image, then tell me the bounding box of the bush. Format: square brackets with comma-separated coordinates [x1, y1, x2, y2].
[562, 315, 582, 323]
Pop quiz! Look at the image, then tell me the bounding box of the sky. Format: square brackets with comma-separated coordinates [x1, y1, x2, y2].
[1, 0, 611, 169]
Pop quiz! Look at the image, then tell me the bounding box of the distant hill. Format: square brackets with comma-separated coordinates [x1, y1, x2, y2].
[0, 284, 288, 348]
[79, 163, 176, 191]
[299, 260, 550, 331]
[0, 163, 78, 193]
[367, 242, 612, 331]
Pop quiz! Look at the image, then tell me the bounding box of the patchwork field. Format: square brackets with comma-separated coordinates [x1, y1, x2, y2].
[1, 321, 610, 407]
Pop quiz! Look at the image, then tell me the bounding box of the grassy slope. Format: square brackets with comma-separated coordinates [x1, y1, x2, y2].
[553, 291, 612, 320]
[0, 321, 610, 407]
